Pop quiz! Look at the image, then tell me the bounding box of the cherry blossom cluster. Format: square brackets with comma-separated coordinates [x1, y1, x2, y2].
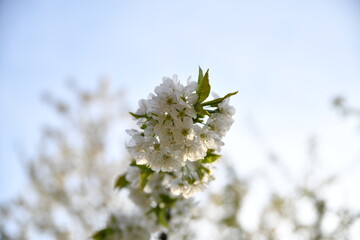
[93, 69, 236, 239]
[125, 71, 236, 199]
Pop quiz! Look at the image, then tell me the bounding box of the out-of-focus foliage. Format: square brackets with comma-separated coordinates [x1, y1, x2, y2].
[0, 80, 128, 240]
[205, 151, 360, 240]
[333, 96, 360, 122]
[201, 97, 360, 239]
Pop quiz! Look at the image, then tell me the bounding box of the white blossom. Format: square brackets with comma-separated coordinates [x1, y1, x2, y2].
[125, 73, 235, 198]
[170, 162, 214, 198]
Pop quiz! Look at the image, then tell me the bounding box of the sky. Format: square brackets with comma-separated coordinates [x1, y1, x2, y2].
[1, 0, 360, 228]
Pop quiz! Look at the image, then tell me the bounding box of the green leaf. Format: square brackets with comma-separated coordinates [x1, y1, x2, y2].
[139, 171, 154, 190]
[194, 102, 210, 116]
[130, 161, 154, 173]
[195, 165, 214, 182]
[114, 174, 129, 189]
[202, 91, 238, 107]
[196, 69, 211, 103]
[186, 175, 197, 184]
[201, 151, 221, 164]
[222, 215, 238, 227]
[157, 207, 169, 228]
[198, 109, 210, 116]
[201, 165, 211, 175]
[160, 194, 177, 207]
[92, 227, 115, 240]
[195, 167, 205, 181]
[129, 112, 147, 119]
[150, 205, 169, 228]
[198, 67, 204, 84]
[128, 161, 155, 190]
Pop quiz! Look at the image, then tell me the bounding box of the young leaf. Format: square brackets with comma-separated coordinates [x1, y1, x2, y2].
[114, 174, 129, 189]
[139, 171, 154, 190]
[92, 227, 115, 240]
[198, 67, 204, 84]
[198, 164, 215, 182]
[201, 152, 221, 164]
[196, 69, 211, 103]
[157, 207, 169, 228]
[195, 167, 205, 181]
[194, 102, 210, 116]
[129, 112, 147, 119]
[150, 206, 169, 228]
[202, 91, 238, 107]
[160, 194, 177, 207]
[130, 161, 154, 173]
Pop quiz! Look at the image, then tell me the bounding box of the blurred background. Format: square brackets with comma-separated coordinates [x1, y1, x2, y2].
[1, 0, 360, 239]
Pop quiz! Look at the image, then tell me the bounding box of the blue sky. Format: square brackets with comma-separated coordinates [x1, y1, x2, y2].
[1, 0, 360, 215]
